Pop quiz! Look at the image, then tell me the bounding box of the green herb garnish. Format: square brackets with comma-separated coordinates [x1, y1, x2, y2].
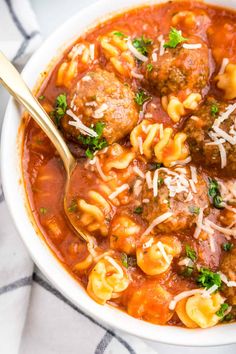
[132, 35, 153, 56]
[67, 200, 78, 213]
[147, 63, 153, 72]
[222, 242, 233, 252]
[186, 245, 197, 262]
[78, 122, 108, 158]
[38, 95, 45, 100]
[216, 303, 229, 317]
[208, 178, 224, 209]
[211, 104, 219, 117]
[158, 177, 164, 186]
[134, 206, 143, 214]
[164, 27, 188, 49]
[182, 266, 194, 277]
[39, 207, 47, 215]
[223, 313, 234, 322]
[149, 162, 164, 170]
[134, 90, 150, 106]
[113, 31, 127, 38]
[52, 93, 68, 126]
[188, 206, 200, 215]
[121, 253, 137, 268]
[197, 268, 221, 290]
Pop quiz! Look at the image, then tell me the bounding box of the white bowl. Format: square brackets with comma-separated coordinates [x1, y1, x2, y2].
[1, 0, 236, 346]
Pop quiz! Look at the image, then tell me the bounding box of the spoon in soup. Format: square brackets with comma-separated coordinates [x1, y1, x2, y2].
[0, 51, 90, 242]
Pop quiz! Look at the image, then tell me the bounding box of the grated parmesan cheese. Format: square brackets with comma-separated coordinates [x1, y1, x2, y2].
[169, 289, 204, 310]
[183, 43, 202, 49]
[142, 211, 173, 237]
[152, 169, 159, 197]
[143, 237, 154, 249]
[109, 184, 129, 200]
[89, 44, 95, 61]
[127, 40, 148, 62]
[193, 208, 204, 239]
[157, 241, 171, 264]
[133, 166, 145, 179]
[218, 272, 236, 287]
[95, 157, 111, 182]
[145, 171, 153, 189]
[92, 103, 108, 119]
[104, 256, 123, 275]
[67, 109, 98, 137]
[131, 70, 144, 79]
[201, 284, 219, 298]
[218, 57, 229, 76]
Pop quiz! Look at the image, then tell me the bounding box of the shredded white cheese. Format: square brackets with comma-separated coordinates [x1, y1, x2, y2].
[152, 169, 159, 197]
[218, 272, 236, 287]
[137, 137, 143, 155]
[218, 57, 229, 76]
[133, 166, 145, 179]
[178, 257, 194, 267]
[158, 34, 165, 56]
[142, 211, 173, 237]
[133, 179, 143, 197]
[145, 171, 153, 189]
[89, 44, 95, 61]
[95, 157, 111, 182]
[142, 237, 154, 249]
[67, 109, 98, 137]
[127, 40, 148, 62]
[169, 156, 192, 166]
[151, 52, 158, 62]
[131, 70, 144, 79]
[104, 256, 123, 275]
[193, 208, 204, 239]
[183, 43, 202, 49]
[92, 103, 108, 119]
[190, 166, 198, 184]
[169, 289, 204, 310]
[205, 219, 236, 237]
[109, 184, 129, 200]
[201, 284, 219, 298]
[157, 241, 171, 264]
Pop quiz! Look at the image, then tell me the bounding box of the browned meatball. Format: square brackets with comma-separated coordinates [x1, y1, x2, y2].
[220, 246, 236, 305]
[142, 167, 209, 232]
[184, 97, 236, 176]
[143, 36, 209, 96]
[61, 69, 138, 144]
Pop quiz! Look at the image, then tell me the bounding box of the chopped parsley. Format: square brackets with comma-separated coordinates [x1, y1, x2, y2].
[222, 242, 233, 252]
[164, 27, 188, 49]
[134, 90, 151, 106]
[134, 206, 143, 214]
[216, 303, 229, 317]
[188, 206, 200, 215]
[78, 122, 108, 158]
[52, 93, 68, 126]
[67, 200, 78, 213]
[149, 162, 164, 170]
[39, 207, 48, 215]
[197, 268, 221, 290]
[132, 35, 153, 56]
[121, 253, 137, 268]
[208, 178, 224, 209]
[158, 177, 164, 186]
[182, 266, 194, 277]
[211, 103, 219, 117]
[113, 31, 127, 38]
[223, 313, 234, 322]
[38, 95, 45, 100]
[185, 245, 197, 262]
[146, 63, 153, 72]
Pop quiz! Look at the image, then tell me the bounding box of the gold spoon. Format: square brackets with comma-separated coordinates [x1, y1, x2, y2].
[0, 51, 89, 242]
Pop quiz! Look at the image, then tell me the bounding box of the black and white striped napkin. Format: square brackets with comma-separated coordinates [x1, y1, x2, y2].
[0, 1, 157, 353]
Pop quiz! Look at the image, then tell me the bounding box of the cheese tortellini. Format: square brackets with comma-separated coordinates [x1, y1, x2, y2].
[56, 42, 93, 87]
[100, 31, 135, 77]
[78, 190, 112, 236]
[137, 236, 182, 275]
[110, 215, 141, 255]
[162, 93, 202, 123]
[176, 293, 225, 328]
[87, 257, 129, 304]
[216, 63, 236, 99]
[130, 120, 189, 166]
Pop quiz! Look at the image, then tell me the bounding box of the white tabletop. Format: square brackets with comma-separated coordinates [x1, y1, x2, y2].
[0, 1, 235, 353]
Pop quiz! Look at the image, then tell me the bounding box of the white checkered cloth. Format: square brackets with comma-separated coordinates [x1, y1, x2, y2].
[0, 1, 158, 353]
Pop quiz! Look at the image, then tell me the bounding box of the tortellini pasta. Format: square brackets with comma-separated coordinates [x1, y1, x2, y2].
[110, 215, 141, 255]
[56, 42, 93, 87]
[87, 256, 129, 304]
[78, 190, 112, 236]
[162, 93, 202, 122]
[137, 236, 182, 275]
[100, 31, 135, 77]
[216, 63, 236, 99]
[130, 120, 189, 166]
[176, 293, 225, 328]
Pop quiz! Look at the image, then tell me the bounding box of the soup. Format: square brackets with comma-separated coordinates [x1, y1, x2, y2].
[22, 0, 236, 328]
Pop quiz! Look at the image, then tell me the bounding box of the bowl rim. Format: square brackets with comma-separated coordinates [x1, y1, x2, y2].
[1, 0, 236, 347]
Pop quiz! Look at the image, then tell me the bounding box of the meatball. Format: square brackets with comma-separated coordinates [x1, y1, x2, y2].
[61, 69, 138, 144]
[144, 36, 209, 96]
[184, 97, 236, 175]
[142, 167, 209, 232]
[220, 246, 236, 305]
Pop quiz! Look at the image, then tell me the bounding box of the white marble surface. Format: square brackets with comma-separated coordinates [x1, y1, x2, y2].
[0, 0, 235, 353]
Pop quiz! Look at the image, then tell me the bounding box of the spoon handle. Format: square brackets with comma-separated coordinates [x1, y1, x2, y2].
[0, 51, 75, 175]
